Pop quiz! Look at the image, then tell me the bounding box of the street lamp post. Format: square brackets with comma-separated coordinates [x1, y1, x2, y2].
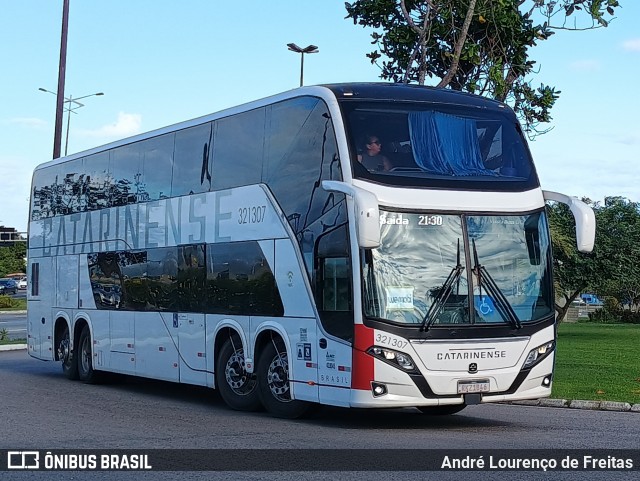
[286, 43, 319, 87]
[39, 88, 104, 156]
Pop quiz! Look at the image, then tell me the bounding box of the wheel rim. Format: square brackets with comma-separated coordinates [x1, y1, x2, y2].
[225, 350, 256, 395]
[58, 332, 71, 367]
[266, 351, 291, 402]
[80, 332, 91, 374]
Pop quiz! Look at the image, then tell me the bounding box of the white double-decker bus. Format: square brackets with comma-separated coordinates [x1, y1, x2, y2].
[27, 83, 594, 418]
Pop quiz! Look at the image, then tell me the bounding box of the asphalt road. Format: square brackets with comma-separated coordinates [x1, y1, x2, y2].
[0, 312, 26, 341]
[0, 349, 637, 480]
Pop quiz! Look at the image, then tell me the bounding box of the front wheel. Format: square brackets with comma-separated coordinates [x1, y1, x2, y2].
[257, 339, 311, 419]
[77, 325, 98, 383]
[417, 404, 466, 415]
[216, 335, 261, 411]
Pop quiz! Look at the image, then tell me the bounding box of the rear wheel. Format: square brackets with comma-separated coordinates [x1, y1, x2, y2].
[417, 405, 466, 415]
[59, 324, 78, 380]
[216, 335, 261, 411]
[77, 325, 98, 383]
[257, 338, 311, 419]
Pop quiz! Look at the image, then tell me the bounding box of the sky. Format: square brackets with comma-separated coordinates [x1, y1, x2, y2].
[1, 1, 638, 232]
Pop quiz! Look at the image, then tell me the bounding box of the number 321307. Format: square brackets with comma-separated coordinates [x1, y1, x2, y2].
[375, 333, 408, 349]
[238, 205, 266, 224]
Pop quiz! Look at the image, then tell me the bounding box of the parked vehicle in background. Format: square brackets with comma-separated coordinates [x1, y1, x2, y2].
[17, 277, 27, 289]
[581, 293, 603, 306]
[0, 278, 18, 295]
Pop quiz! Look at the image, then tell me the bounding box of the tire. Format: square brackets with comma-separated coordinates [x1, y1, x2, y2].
[417, 404, 466, 415]
[77, 324, 98, 383]
[257, 338, 311, 419]
[59, 324, 79, 380]
[216, 335, 262, 412]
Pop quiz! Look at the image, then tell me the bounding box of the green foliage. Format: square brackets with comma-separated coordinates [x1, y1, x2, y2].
[0, 328, 8, 341]
[0, 242, 27, 277]
[548, 197, 640, 321]
[0, 296, 26, 310]
[345, 0, 618, 134]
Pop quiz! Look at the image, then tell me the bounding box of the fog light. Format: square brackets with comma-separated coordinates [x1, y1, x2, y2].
[542, 375, 552, 387]
[371, 382, 387, 397]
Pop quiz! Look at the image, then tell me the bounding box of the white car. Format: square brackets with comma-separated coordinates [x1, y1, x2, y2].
[17, 278, 27, 289]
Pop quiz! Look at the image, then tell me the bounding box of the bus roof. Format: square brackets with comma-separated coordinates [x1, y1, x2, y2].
[33, 82, 512, 172]
[321, 82, 511, 112]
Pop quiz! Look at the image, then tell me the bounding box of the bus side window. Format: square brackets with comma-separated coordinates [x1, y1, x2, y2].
[31, 262, 39, 297]
[315, 223, 353, 342]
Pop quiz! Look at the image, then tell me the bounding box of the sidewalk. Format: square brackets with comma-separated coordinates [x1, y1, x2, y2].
[1, 342, 638, 413]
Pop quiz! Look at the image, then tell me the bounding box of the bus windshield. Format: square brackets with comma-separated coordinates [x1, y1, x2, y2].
[363, 210, 553, 326]
[343, 101, 537, 191]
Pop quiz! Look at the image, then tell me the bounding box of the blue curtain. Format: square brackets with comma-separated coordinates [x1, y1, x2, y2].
[408, 111, 496, 176]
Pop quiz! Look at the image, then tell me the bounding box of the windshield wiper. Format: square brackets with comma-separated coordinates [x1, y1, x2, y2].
[472, 239, 522, 329]
[420, 239, 464, 332]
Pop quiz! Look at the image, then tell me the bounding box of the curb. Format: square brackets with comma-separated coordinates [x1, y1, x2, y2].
[511, 398, 639, 413]
[0, 343, 28, 352]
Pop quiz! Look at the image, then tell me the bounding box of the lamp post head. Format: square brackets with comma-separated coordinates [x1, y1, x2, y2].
[287, 43, 319, 54]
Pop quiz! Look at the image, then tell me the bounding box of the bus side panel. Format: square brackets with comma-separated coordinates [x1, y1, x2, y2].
[27, 256, 55, 360]
[89, 310, 111, 370]
[55, 255, 79, 309]
[134, 311, 180, 383]
[176, 312, 207, 386]
[317, 338, 353, 407]
[108, 311, 136, 375]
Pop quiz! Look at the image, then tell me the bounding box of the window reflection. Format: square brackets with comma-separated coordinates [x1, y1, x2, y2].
[363, 211, 553, 326]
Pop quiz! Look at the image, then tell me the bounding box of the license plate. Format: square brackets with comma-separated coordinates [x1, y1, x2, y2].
[457, 380, 490, 394]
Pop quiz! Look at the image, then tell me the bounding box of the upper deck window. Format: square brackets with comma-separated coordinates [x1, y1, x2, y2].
[343, 101, 538, 191]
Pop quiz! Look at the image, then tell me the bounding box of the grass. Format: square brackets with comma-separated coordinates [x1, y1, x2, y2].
[0, 338, 26, 346]
[552, 323, 640, 404]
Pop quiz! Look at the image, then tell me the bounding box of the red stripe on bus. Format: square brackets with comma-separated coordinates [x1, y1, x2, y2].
[352, 324, 374, 390]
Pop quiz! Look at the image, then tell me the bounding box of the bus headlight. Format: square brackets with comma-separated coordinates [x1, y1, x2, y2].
[522, 341, 555, 369]
[367, 346, 417, 372]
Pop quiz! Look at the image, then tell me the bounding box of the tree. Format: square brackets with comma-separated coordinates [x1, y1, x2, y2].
[548, 196, 640, 320]
[345, 0, 619, 134]
[0, 242, 27, 278]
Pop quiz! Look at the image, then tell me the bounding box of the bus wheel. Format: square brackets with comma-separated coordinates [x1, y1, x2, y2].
[77, 325, 97, 383]
[257, 338, 311, 419]
[59, 324, 78, 380]
[216, 335, 261, 411]
[417, 405, 466, 415]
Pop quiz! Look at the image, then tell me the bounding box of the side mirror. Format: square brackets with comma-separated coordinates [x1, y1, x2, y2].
[543, 190, 596, 253]
[321, 181, 380, 248]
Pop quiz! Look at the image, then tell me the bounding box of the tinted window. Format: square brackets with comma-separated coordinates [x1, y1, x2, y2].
[82, 151, 110, 211]
[31, 162, 64, 220]
[109, 144, 142, 206]
[172, 123, 213, 197]
[141, 134, 174, 201]
[88, 252, 122, 310]
[205, 241, 283, 316]
[119, 251, 148, 310]
[314, 222, 353, 341]
[264, 98, 342, 235]
[177, 244, 206, 311]
[212, 108, 265, 190]
[146, 247, 178, 310]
